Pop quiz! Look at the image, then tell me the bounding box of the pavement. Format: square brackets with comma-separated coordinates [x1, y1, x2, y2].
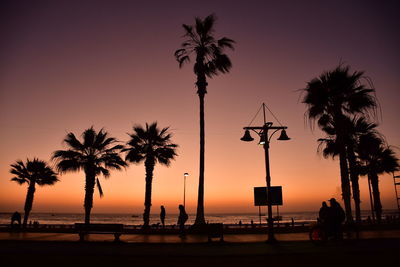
[1, 229, 400, 267]
[0, 229, 399, 242]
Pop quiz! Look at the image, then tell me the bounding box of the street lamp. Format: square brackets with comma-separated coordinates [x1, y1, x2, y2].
[240, 103, 290, 243]
[183, 173, 189, 208]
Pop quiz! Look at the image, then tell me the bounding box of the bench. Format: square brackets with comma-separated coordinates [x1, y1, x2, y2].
[74, 223, 124, 242]
[207, 223, 224, 242]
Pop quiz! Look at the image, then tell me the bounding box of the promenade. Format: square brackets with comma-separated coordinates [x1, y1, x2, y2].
[1, 226, 399, 267]
[0, 228, 399, 242]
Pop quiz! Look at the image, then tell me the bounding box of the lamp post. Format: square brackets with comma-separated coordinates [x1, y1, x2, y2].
[183, 173, 189, 208]
[240, 103, 290, 243]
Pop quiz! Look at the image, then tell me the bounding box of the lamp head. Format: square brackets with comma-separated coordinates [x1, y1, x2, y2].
[240, 130, 254, 142]
[184, 173, 189, 177]
[258, 134, 266, 145]
[277, 129, 290, 141]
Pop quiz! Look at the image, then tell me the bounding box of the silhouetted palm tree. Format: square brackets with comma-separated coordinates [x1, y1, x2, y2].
[52, 127, 126, 224]
[175, 14, 235, 226]
[318, 116, 378, 223]
[358, 134, 399, 223]
[345, 117, 379, 223]
[302, 65, 377, 222]
[124, 122, 177, 228]
[10, 158, 58, 227]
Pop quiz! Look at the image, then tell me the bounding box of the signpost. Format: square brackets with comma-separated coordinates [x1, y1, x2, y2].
[254, 186, 283, 225]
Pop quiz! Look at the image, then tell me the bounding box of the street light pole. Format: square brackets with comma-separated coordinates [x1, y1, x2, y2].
[240, 103, 290, 243]
[262, 125, 275, 242]
[183, 173, 189, 208]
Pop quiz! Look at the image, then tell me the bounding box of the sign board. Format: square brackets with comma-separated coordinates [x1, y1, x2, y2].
[253, 186, 283, 206]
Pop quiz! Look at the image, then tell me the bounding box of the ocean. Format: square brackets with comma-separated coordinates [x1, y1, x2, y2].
[1, 210, 395, 226]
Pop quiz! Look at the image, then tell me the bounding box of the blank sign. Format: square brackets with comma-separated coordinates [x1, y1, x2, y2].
[254, 186, 282, 206]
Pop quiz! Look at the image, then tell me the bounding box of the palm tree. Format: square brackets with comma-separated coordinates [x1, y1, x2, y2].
[52, 127, 127, 224]
[358, 133, 399, 223]
[10, 158, 58, 227]
[175, 14, 235, 226]
[302, 65, 377, 222]
[345, 116, 379, 223]
[124, 122, 177, 228]
[318, 115, 378, 223]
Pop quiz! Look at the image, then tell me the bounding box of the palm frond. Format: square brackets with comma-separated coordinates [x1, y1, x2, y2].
[218, 37, 235, 50]
[82, 127, 96, 148]
[10, 177, 28, 185]
[202, 14, 216, 36]
[96, 178, 104, 198]
[64, 132, 84, 151]
[178, 56, 190, 68]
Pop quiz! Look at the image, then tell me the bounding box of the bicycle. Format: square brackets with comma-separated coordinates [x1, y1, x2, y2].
[309, 220, 359, 244]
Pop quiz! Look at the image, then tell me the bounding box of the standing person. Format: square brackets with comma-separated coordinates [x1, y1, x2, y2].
[160, 205, 166, 228]
[177, 204, 188, 237]
[319, 201, 330, 236]
[10, 211, 21, 228]
[328, 198, 345, 240]
[319, 201, 330, 224]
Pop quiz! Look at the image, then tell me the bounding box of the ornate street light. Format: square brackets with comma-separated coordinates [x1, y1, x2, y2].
[240, 103, 290, 243]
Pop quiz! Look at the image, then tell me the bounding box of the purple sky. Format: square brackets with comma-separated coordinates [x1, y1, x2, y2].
[0, 0, 399, 214]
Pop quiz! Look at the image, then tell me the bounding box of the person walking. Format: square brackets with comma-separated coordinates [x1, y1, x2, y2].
[160, 205, 166, 228]
[177, 204, 188, 237]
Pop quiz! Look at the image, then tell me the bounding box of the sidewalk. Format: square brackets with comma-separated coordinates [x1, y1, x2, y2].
[1, 235, 399, 267]
[1, 229, 399, 243]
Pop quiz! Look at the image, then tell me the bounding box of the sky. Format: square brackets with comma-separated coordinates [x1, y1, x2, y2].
[0, 0, 399, 216]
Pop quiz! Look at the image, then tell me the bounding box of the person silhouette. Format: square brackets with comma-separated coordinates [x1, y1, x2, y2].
[177, 204, 188, 237]
[319, 201, 330, 235]
[160, 205, 166, 228]
[328, 198, 345, 240]
[10, 211, 21, 228]
[319, 201, 329, 224]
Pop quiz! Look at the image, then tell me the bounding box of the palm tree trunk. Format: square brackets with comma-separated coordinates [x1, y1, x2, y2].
[143, 158, 155, 228]
[339, 145, 353, 223]
[84, 170, 95, 225]
[370, 172, 382, 223]
[347, 147, 361, 223]
[23, 182, 36, 228]
[367, 175, 376, 223]
[194, 66, 207, 227]
[335, 115, 353, 223]
[194, 91, 207, 227]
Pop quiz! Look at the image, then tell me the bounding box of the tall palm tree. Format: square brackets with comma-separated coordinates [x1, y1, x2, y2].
[175, 14, 235, 226]
[10, 158, 58, 227]
[124, 122, 177, 228]
[302, 65, 377, 222]
[52, 127, 127, 224]
[358, 133, 399, 223]
[345, 116, 379, 223]
[318, 115, 378, 223]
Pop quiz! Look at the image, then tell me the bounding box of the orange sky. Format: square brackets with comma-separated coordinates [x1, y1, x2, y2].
[0, 0, 399, 215]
